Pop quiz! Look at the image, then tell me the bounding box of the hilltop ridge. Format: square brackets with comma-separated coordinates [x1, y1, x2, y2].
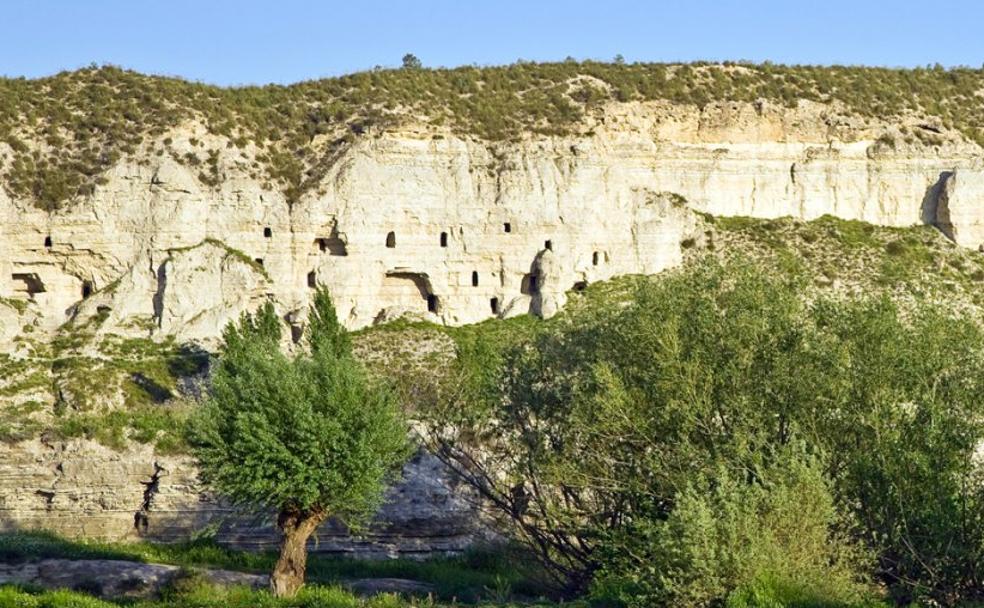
[2, 61, 984, 209]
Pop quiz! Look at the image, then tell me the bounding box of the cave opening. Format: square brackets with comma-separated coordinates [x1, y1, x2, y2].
[316, 236, 348, 256]
[490, 297, 499, 315]
[440, 232, 448, 247]
[544, 239, 553, 251]
[472, 271, 479, 287]
[307, 271, 317, 288]
[81, 281, 93, 299]
[11, 273, 45, 297]
[386, 232, 396, 248]
[503, 222, 512, 233]
[521, 273, 538, 295]
[263, 227, 272, 238]
[44, 236, 52, 248]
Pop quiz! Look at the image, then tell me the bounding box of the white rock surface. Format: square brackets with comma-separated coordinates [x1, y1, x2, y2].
[2, 100, 979, 350]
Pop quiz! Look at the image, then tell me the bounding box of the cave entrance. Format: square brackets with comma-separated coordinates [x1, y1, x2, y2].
[316, 224, 348, 256]
[490, 297, 500, 315]
[382, 272, 436, 314]
[385, 232, 396, 248]
[440, 232, 448, 247]
[307, 271, 317, 288]
[81, 281, 94, 299]
[12, 273, 45, 298]
[521, 273, 539, 295]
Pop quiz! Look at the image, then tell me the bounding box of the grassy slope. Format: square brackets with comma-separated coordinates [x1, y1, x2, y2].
[2, 61, 984, 209]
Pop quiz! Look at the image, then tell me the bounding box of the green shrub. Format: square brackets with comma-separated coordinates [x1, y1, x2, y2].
[592, 449, 871, 607]
[428, 258, 984, 604]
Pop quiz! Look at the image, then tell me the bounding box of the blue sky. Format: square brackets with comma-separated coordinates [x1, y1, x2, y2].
[3, 0, 983, 86]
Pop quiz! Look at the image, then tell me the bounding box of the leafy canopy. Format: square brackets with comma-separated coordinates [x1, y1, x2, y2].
[190, 289, 410, 526]
[428, 259, 984, 604]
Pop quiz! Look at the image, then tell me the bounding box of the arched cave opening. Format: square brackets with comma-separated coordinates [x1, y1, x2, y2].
[472, 271, 479, 287]
[440, 232, 448, 247]
[44, 236, 52, 248]
[386, 232, 396, 248]
[81, 281, 93, 299]
[490, 297, 500, 315]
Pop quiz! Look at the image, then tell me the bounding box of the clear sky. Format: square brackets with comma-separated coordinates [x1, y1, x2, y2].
[3, 0, 983, 86]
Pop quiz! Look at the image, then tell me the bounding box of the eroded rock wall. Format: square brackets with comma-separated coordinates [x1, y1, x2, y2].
[1, 100, 981, 349]
[0, 439, 484, 558]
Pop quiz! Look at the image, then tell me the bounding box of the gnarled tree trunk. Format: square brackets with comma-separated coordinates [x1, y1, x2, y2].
[270, 506, 327, 597]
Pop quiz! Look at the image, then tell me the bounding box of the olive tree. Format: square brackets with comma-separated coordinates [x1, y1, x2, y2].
[190, 289, 411, 597]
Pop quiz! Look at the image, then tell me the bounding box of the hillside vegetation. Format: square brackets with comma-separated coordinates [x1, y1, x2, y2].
[2, 61, 984, 209]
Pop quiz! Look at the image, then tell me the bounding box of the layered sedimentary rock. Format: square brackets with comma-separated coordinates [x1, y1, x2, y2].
[1, 99, 983, 554]
[0, 438, 483, 557]
[1, 100, 981, 347]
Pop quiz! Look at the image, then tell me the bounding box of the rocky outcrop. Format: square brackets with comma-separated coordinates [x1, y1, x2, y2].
[0, 440, 487, 558]
[935, 169, 984, 249]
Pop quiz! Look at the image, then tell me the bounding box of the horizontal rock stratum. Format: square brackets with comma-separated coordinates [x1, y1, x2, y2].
[1, 63, 984, 556]
[2, 98, 983, 347]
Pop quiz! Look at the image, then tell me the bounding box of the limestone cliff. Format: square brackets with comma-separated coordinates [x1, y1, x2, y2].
[2, 99, 981, 347]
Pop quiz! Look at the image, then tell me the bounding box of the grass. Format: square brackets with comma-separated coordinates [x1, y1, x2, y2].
[0, 584, 560, 607]
[3, 61, 984, 210]
[0, 531, 553, 605]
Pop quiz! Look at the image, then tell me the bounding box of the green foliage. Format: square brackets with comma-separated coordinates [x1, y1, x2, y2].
[308, 286, 352, 359]
[4, 61, 984, 209]
[189, 291, 411, 524]
[428, 258, 984, 604]
[592, 449, 871, 607]
[811, 297, 984, 604]
[401, 54, 423, 70]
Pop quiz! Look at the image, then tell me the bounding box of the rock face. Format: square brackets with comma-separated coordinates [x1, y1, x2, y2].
[2, 99, 984, 555]
[0, 439, 486, 558]
[2, 100, 981, 348]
